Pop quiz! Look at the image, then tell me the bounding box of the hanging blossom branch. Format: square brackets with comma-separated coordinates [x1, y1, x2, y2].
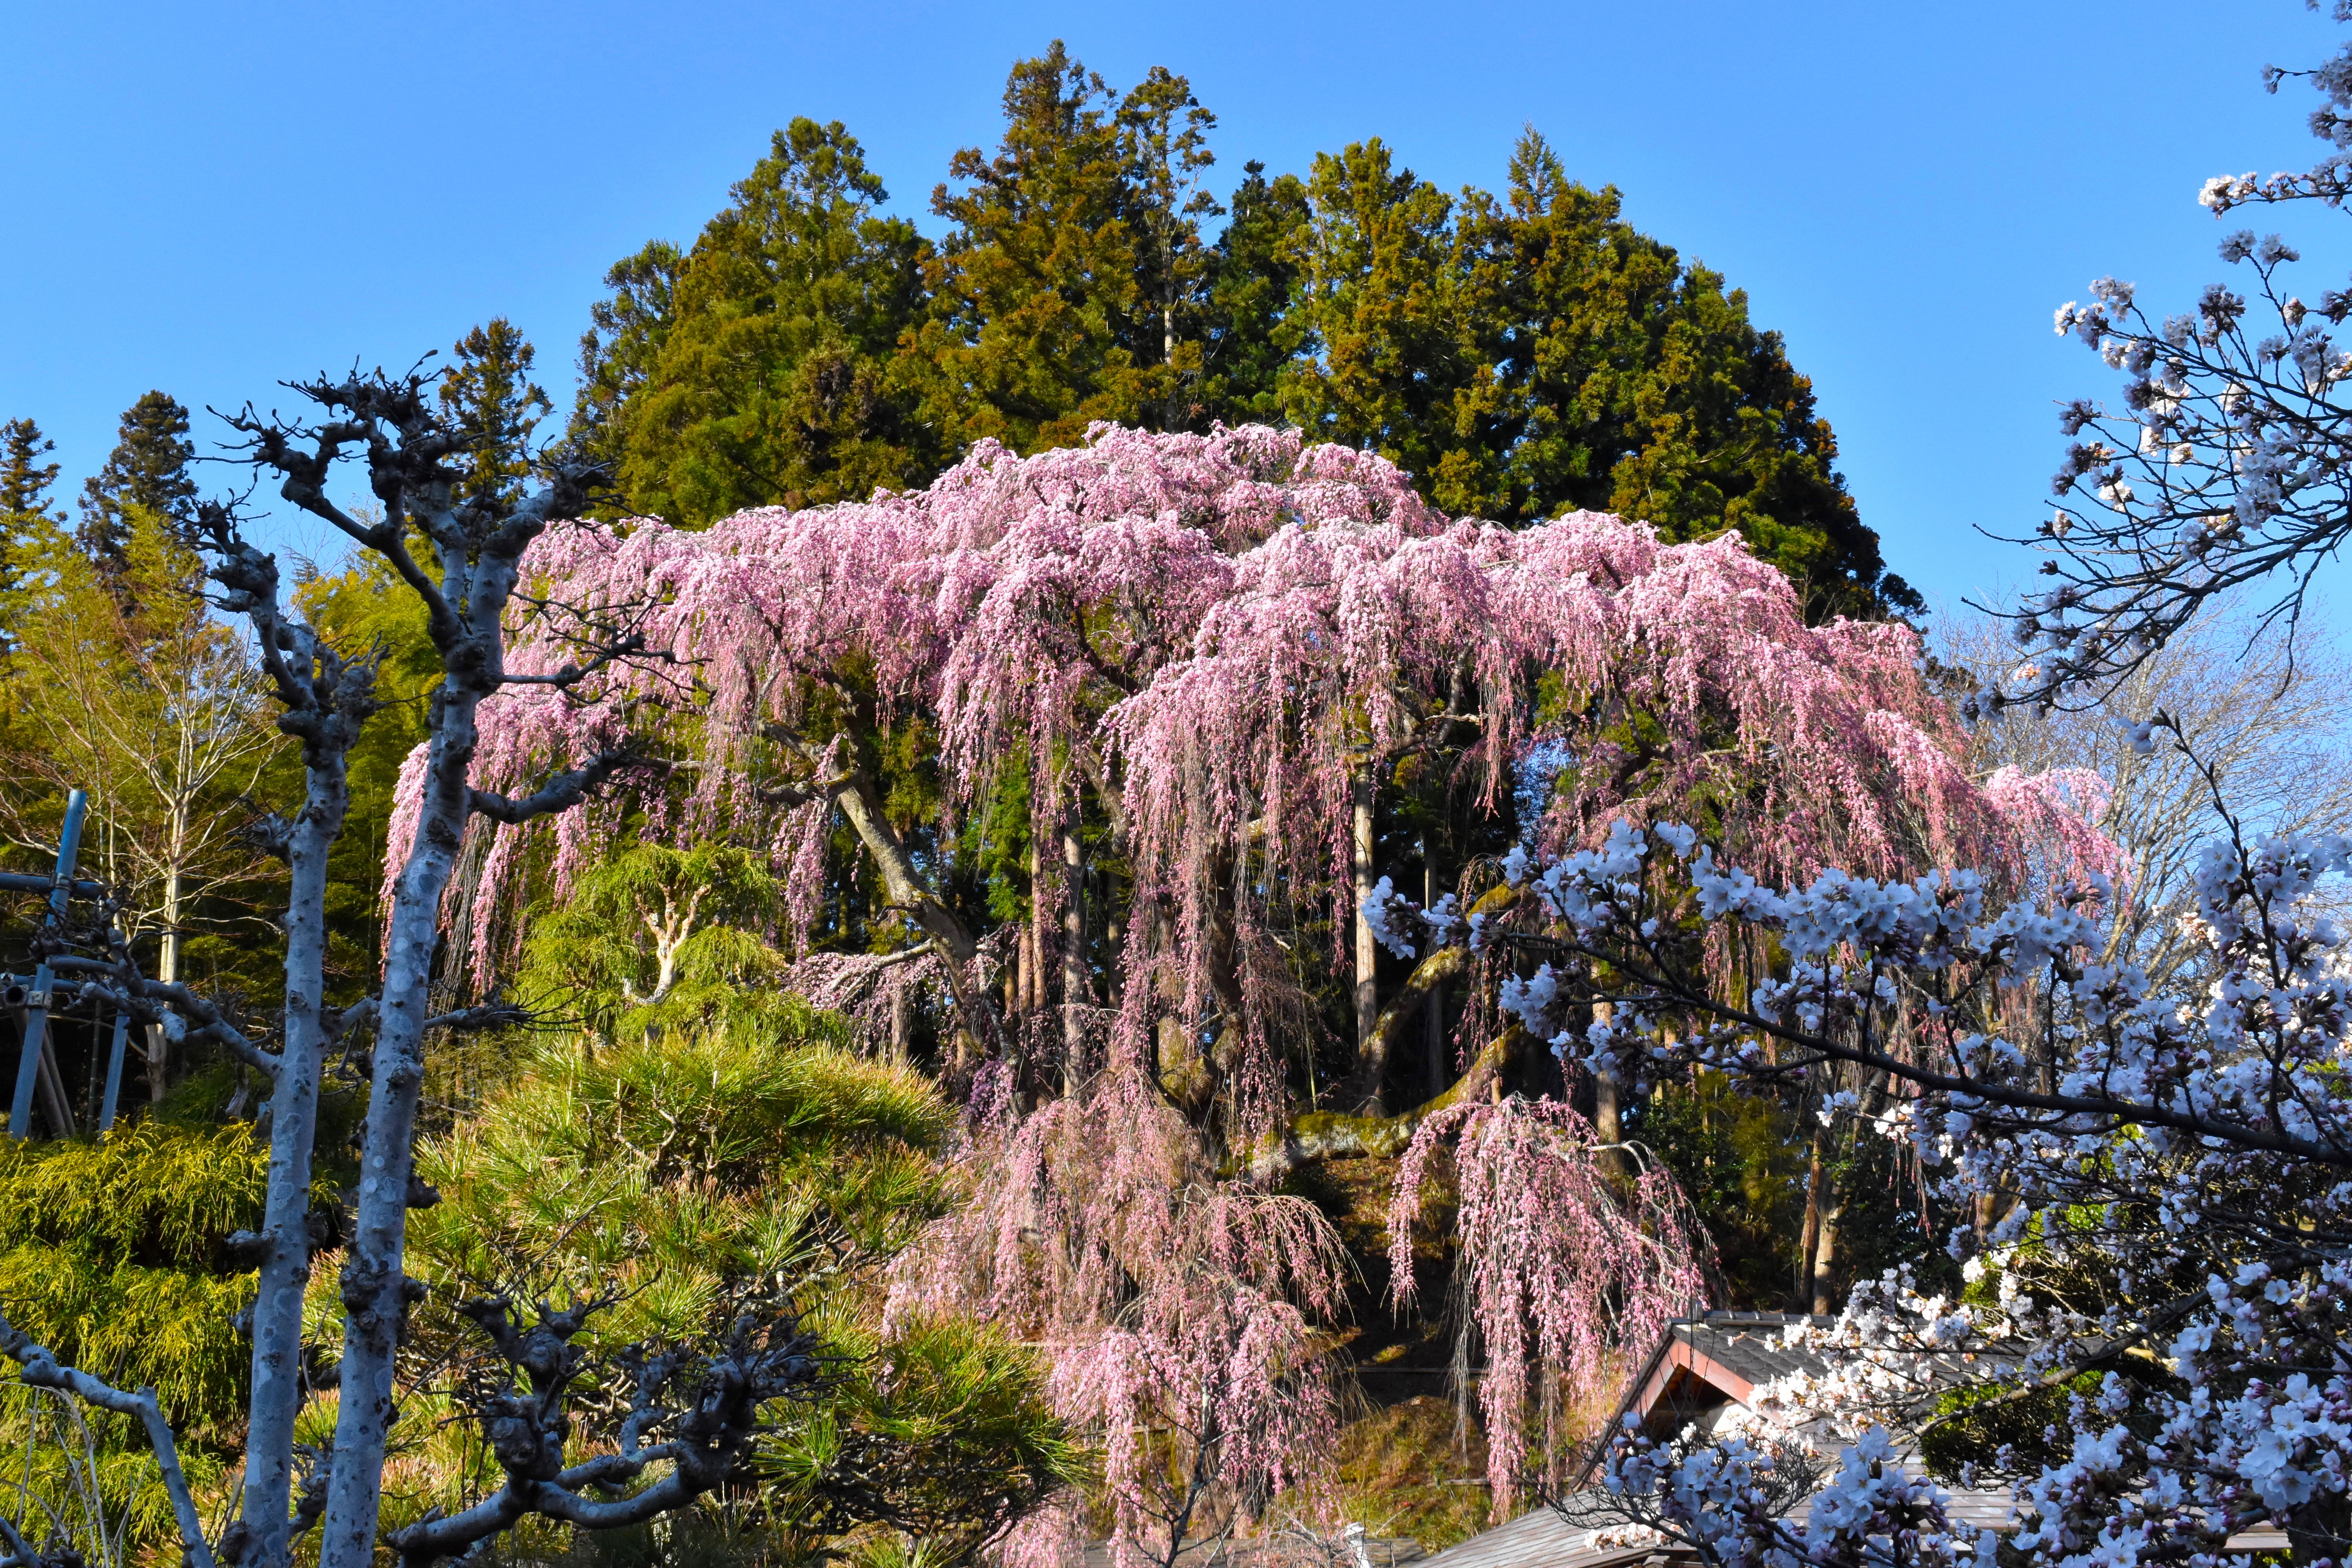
[2001, 6, 2352, 708]
[1364, 723, 2352, 1559]
[1386, 1099, 1711, 1512]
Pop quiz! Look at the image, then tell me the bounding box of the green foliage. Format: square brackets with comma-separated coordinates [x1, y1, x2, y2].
[758, 1316, 1082, 1561]
[0, 416, 64, 652]
[76, 390, 196, 579]
[519, 840, 797, 1045]
[578, 82, 1909, 618]
[403, 1025, 953, 1345]
[1278, 138, 1464, 489]
[440, 318, 553, 512]
[0, 416, 63, 522]
[1630, 1071, 1807, 1307]
[906, 44, 1166, 455]
[0, 1121, 281, 1430]
[588, 119, 935, 524]
[389, 1018, 1076, 1563]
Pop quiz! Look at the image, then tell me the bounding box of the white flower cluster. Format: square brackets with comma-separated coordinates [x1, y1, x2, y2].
[1382, 810, 2352, 1561]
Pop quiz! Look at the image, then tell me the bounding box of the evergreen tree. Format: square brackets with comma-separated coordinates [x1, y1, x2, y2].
[437, 318, 551, 512]
[1276, 139, 1468, 488]
[1454, 129, 1912, 616]
[0, 417, 62, 522]
[77, 391, 196, 575]
[581, 120, 935, 525]
[1117, 66, 1221, 430]
[1197, 162, 1310, 426]
[907, 44, 1165, 452]
[571, 239, 682, 474]
[0, 418, 65, 651]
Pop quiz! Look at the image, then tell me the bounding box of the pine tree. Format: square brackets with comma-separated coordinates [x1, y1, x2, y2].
[1117, 67, 1221, 430]
[437, 318, 552, 512]
[0, 416, 64, 654]
[1197, 162, 1309, 426]
[78, 390, 197, 575]
[579, 120, 935, 525]
[0, 417, 62, 521]
[572, 239, 682, 474]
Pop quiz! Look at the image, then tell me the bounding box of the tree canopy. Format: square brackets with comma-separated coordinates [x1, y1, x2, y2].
[575, 49, 1913, 615]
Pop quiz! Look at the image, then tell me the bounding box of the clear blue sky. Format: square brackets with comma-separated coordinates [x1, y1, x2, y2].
[3, 0, 2345, 604]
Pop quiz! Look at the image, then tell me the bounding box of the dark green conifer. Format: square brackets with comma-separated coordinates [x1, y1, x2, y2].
[906, 45, 1164, 453]
[585, 120, 935, 524]
[572, 240, 682, 474]
[0, 417, 62, 522]
[437, 318, 552, 512]
[1197, 162, 1309, 426]
[78, 390, 196, 573]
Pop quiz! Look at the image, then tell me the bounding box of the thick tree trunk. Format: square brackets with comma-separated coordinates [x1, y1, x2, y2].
[1809, 1182, 1845, 1318]
[1797, 1130, 1827, 1310]
[236, 746, 350, 1568]
[1350, 769, 1383, 1112]
[1423, 852, 1445, 1098]
[1060, 803, 1087, 1081]
[318, 688, 477, 1568]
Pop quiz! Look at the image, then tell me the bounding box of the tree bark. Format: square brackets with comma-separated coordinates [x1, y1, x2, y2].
[1809, 1180, 1845, 1318]
[1350, 768, 1383, 1112]
[1423, 851, 1446, 1099]
[1797, 1129, 1827, 1311]
[1060, 800, 1087, 1082]
[238, 707, 353, 1568]
[319, 682, 477, 1568]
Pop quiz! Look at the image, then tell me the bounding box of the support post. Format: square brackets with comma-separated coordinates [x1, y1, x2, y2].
[9, 789, 89, 1140]
[98, 1008, 131, 1133]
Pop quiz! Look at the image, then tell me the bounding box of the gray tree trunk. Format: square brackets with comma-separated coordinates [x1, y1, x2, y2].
[238, 695, 354, 1567]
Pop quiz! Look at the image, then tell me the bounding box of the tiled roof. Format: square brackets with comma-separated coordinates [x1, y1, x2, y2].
[1419, 1486, 2022, 1568]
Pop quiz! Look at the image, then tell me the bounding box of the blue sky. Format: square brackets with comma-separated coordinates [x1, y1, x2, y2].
[2, 0, 2346, 607]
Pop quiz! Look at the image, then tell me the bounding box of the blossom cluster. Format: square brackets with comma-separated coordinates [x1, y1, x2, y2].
[1372, 800, 2352, 1560]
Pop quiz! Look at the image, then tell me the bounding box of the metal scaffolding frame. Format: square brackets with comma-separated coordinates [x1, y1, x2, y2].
[4, 789, 142, 1140]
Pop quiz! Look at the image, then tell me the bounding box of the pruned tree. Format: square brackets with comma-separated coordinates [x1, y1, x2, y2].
[0, 365, 844, 1568]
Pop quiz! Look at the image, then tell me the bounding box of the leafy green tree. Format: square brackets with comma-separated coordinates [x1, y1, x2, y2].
[1196, 162, 1309, 427]
[1276, 138, 1467, 487]
[519, 840, 793, 1045]
[0, 416, 62, 522]
[77, 390, 197, 579]
[1456, 130, 1911, 614]
[1117, 66, 1221, 430]
[0, 509, 283, 1097]
[438, 318, 552, 512]
[391, 1018, 1077, 1564]
[0, 416, 65, 653]
[593, 120, 935, 524]
[571, 239, 682, 474]
[908, 44, 1169, 452]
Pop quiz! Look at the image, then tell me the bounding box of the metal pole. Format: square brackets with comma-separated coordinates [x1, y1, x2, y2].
[97, 1009, 131, 1133]
[9, 789, 89, 1140]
